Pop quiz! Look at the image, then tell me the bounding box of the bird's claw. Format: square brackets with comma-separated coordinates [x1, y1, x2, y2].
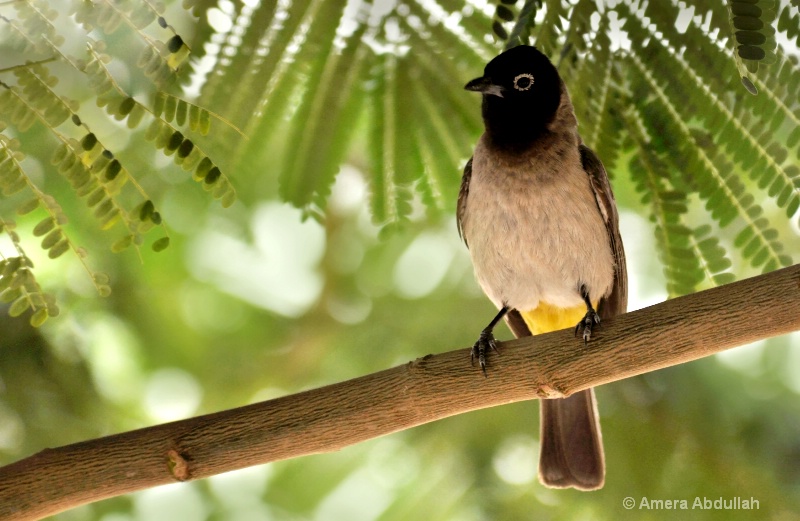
[574, 310, 601, 344]
[471, 329, 500, 377]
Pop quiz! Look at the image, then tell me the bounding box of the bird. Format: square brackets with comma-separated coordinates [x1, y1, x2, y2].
[457, 45, 627, 491]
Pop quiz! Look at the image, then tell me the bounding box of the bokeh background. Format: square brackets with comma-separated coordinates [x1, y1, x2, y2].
[2, 0, 800, 519]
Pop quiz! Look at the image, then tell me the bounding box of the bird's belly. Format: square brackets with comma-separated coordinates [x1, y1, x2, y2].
[464, 177, 614, 312]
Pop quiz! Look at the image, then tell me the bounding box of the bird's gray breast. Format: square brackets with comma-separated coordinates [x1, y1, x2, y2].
[461, 138, 614, 311]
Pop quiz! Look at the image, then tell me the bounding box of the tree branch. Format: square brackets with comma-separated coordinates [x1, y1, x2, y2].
[2, 264, 799, 520]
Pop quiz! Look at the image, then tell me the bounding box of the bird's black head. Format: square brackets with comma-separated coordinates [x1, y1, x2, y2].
[465, 45, 563, 147]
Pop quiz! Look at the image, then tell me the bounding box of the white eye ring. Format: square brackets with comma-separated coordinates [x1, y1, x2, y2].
[513, 73, 534, 91]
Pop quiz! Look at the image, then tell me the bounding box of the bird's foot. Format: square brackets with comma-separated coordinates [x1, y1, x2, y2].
[471, 329, 500, 377]
[574, 310, 601, 343]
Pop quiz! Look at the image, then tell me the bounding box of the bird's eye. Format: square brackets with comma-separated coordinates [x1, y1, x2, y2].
[513, 73, 534, 91]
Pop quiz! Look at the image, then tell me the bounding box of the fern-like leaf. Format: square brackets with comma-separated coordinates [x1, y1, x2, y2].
[72, 0, 187, 85]
[0, 133, 111, 301]
[0, 222, 60, 326]
[725, 0, 780, 93]
[629, 52, 791, 273]
[279, 10, 370, 214]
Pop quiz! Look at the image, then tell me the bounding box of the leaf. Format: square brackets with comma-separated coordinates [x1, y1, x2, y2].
[17, 198, 39, 215]
[48, 240, 70, 259]
[0, 287, 22, 304]
[81, 133, 98, 151]
[86, 187, 106, 208]
[111, 234, 134, 253]
[127, 103, 146, 128]
[33, 218, 56, 237]
[195, 157, 212, 180]
[221, 191, 236, 208]
[41, 229, 62, 249]
[29, 308, 49, 327]
[176, 99, 187, 126]
[9, 296, 30, 317]
[139, 200, 155, 221]
[163, 92, 177, 121]
[177, 139, 194, 159]
[204, 166, 221, 184]
[118, 97, 135, 116]
[166, 131, 184, 154]
[152, 236, 170, 252]
[94, 199, 114, 219]
[167, 35, 184, 53]
[153, 91, 166, 117]
[198, 109, 211, 135]
[105, 159, 122, 180]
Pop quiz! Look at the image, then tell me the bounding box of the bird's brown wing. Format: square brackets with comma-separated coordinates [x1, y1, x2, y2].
[580, 144, 628, 318]
[456, 157, 473, 248]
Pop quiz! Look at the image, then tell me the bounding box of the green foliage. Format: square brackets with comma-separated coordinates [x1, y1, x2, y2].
[152, 92, 215, 135]
[0, 0, 237, 323]
[1, 0, 799, 318]
[726, 0, 779, 92]
[0, 219, 59, 326]
[503, 0, 542, 49]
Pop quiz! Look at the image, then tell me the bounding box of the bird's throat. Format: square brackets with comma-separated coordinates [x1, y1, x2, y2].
[482, 96, 550, 148]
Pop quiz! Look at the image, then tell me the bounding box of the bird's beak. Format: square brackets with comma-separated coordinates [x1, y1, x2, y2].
[465, 76, 504, 98]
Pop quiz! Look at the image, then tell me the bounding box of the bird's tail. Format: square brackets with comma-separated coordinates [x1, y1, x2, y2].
[505, 308, 605, 490]
[538, 388, 604, 490]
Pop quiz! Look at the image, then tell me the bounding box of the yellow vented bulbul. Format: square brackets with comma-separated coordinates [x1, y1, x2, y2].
[457, 45, 628, 490]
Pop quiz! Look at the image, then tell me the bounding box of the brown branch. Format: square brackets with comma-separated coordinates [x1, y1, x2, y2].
[1, 264, 799, 519]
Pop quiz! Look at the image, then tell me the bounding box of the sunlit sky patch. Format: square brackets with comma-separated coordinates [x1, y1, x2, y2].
[393, 229, 457, 299]
[133, 482, 209, 521]
[783, 333, 800, 394]
[492, 434, 538, 485]
[188, 202, 325, 317]
[143, 367, 203, 422]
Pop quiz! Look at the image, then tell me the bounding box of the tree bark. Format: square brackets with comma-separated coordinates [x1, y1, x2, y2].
[1, 264, 799, 520]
